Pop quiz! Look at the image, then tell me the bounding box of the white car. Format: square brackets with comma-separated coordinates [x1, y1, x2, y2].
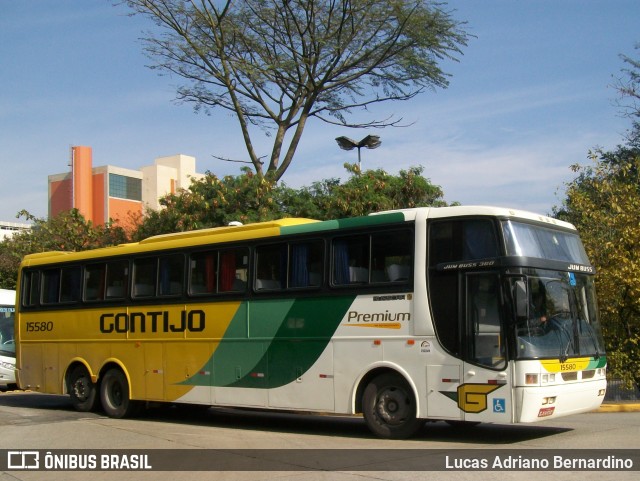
[0, 289, 16, 390]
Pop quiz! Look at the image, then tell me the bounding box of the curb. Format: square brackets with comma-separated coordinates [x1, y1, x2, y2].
[597, 403, 640, 413]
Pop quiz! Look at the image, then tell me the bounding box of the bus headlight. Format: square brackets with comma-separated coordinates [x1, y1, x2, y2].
[525, 373, 539, 385]
[541, 374, 556, 384]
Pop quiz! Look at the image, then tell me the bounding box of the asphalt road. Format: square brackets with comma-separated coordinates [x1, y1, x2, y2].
[0, 391, 638, 481]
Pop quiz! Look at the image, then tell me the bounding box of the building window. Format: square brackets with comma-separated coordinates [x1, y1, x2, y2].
[109, 173, 142, 201]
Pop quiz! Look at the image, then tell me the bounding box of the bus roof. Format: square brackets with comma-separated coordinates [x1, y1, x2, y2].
[19, 206, 576, 268]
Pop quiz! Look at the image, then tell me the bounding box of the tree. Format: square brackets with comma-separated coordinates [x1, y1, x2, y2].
[613, 43, 640, 146]
[123, 0, 469, 180]
[133, 164, 447, 238]
[133, 168, 284, 239]
[554, 46, 640, 388]
[555, 147, 640, 388]
[284, 163, 445, 219]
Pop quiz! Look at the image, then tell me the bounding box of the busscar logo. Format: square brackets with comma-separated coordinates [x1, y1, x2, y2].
[440, 383, 504, 413]
[8, 451, 39, 470]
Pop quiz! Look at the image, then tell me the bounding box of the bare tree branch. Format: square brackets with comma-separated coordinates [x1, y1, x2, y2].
[122, 0, 470, 180]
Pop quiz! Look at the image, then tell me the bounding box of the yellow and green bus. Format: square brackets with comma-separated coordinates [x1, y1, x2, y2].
[15, 206, 607, 438]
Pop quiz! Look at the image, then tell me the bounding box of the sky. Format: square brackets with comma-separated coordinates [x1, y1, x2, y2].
[1, 0, 638, 223]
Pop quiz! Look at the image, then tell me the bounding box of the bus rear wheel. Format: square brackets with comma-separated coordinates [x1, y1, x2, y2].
[362, 373, 423, 439]
[68, 365, 99, 412]
[100, 368, 141, 418]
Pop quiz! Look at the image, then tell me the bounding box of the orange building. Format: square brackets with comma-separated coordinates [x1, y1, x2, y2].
[48, 146, 203, 230]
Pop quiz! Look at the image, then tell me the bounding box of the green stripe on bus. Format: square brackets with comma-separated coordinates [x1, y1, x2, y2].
[588, 356, 607, 369]
[280, 212, 406, 236]
[182, 295, 355, 389]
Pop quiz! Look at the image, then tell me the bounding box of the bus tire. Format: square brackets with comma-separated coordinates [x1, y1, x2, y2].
[68, 365, 99, 412]
[362, 373, 422, 439]
[100, 368, 140, 418]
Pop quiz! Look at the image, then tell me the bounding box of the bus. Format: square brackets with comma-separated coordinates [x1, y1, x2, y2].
[0, 289, 16, 390]
[15, 206, 607, 438]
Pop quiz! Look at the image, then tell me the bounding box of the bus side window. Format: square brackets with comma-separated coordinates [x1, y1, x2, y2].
[159, 254, 184, 296]
[189, 251, 217, 295]
[21, 270, 40, 307]
[60, 267, 82, 303]
[132, 258, 156, 298]
[84, 264, 106, 301]
[41, 268, 61, 305]
[223, 248, 248, 292]
[332, 235, 369, 285]
[255, 244, 285, 291]
[106, 260, 129, 299]
[371, 230, 412, 283]
[289, 240, 324, 288]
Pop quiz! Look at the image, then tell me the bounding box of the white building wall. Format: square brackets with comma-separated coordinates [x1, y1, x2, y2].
[141, 154, 205, 211]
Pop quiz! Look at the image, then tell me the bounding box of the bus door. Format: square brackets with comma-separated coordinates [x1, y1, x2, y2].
[460, 272, 512, 423]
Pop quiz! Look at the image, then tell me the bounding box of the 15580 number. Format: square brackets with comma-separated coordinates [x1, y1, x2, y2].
[25, 321, 54, 332]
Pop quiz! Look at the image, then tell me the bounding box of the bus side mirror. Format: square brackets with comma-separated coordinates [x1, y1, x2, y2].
[514, 280, 528, 320]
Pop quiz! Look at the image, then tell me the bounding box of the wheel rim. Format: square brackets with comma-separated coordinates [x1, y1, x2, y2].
[375, 386, 411, 426]
[72, 377, 90, 402]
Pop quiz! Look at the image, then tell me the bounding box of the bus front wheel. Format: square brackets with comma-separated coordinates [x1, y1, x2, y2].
[100, 368, 140, 418]
[362, 373, 423, 439]
[68, 365, 99, 412]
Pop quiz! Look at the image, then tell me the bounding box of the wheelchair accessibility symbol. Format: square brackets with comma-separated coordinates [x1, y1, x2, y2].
[493, 398, 506, 413]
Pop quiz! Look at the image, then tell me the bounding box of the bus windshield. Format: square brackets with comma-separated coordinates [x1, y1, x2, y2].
[0, 305, 15, 357]
[514, 269, 605, 360]
[503, 220, 590, 264]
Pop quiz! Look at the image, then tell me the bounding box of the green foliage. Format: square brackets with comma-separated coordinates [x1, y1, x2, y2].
[134, 164, 447, 236]
[555, 147, 640, 387]
[289, 164, 445, 219]
[133, 168, 285, 240]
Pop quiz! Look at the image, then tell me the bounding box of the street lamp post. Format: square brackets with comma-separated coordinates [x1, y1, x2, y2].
[335, 135, 381, 168]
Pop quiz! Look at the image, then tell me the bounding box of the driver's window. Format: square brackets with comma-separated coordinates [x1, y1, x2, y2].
[466, 273, 505, 369]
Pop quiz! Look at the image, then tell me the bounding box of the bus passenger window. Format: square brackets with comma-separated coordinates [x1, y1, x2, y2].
[332, 236, 369, 285]
[159, 254, 184, 296]
[41, 268, 61, 305]
[255, 244, 284, 291]
[371, 230, 412, 283]
[84, 264, 106, 301]
[220, 248, 248, 293]
[132, 258, 156, 298]
[289, 241, 323, 288]
[21, 270, 40, 307]
[60, 267, 82, 302]
[190, 251, 217, 295]
[105, 261, 129, 299]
